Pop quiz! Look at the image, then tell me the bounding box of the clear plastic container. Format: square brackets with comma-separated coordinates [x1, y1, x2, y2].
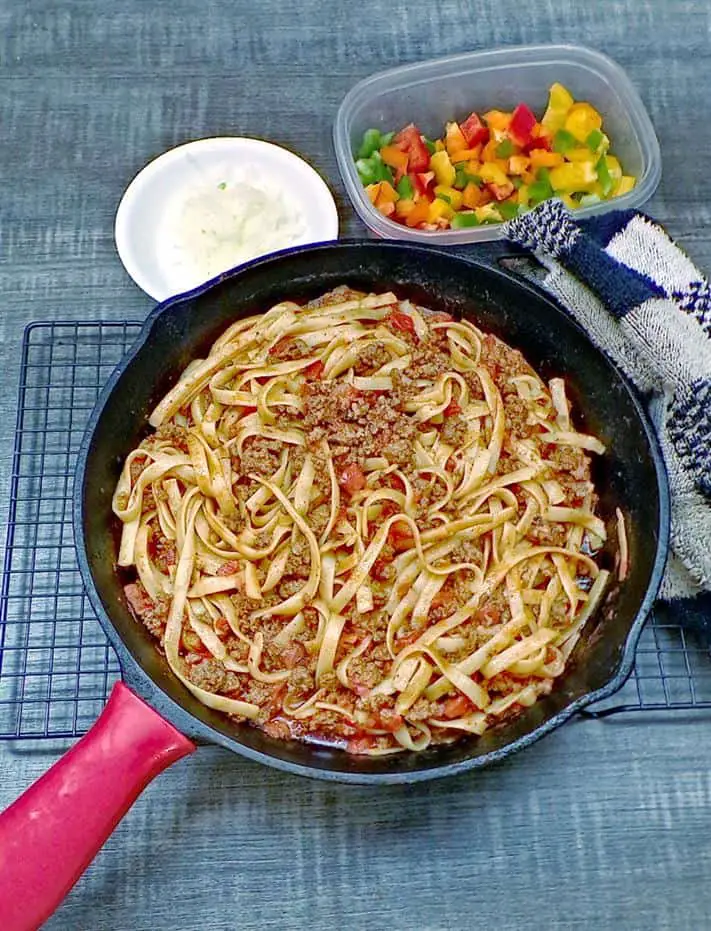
[334, 44, 661, 243]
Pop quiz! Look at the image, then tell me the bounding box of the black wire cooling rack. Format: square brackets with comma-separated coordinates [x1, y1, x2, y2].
[0, 320, 710, 741]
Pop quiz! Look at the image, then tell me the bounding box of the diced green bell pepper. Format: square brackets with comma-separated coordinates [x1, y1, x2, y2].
[497, 201, 521, 220]
[396, 175, 414, 199]
[495, 139, 515, 158]
[553, 129, 577, 153]
[451, 212, 480, 228]
[586, 129, 604, 152]
[596, 156, 614, 196]
[357, 129, 383, 159]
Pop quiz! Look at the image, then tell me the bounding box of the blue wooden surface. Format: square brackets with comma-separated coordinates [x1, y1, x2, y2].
[1, 1, 711, 928]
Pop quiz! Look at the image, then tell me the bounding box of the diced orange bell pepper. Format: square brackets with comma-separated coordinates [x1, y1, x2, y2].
[450, 147, 483, 163]
[529, 149, 565, 169]
[462, 182, 487, 209]
[445, 122, 469, 157]
[404, 200, 431, 228]
[508, 155, 531, 175]
[376, 200, 396, 217]
[375, 180, 399, 205]
[380, 145, 409, 174]
[365, 183, 381, 204]
[483, 110, 511, 131]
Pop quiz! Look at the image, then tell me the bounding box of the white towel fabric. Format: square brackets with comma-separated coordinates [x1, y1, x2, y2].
[503, 202, 711, 619]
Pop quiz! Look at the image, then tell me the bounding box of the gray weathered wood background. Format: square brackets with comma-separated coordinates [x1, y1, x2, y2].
[1, 1, 711, 928]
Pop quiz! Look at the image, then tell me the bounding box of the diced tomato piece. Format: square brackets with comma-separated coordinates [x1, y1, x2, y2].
[460, 112, 490, 147]
[371, 557, 392, 582]
[339, 462, 366, 496]
[387, 309, 416, 336]
[365, 710, 405, 733]
[281, 640, 307, 669]
[214, 617, 231, 638]
[263, 718, 292, 740]
[394, 123, 430, 172]
[476, 604, 502, 626]
[347, 734, 378, 755]
[444, 399, 461, 416]
[388, 520, 414, 551]
[509, 103, 537, 146]
[441, 695, 474, 719]
[123, 583, 153, 620]
[216, 560, 241, 577]
[303, 359, 325, 379]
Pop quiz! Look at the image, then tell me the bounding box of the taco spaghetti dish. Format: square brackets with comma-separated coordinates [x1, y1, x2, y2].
[113, 286, 611, 755]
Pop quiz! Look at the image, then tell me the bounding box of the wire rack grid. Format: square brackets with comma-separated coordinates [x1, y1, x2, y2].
[0, 320, 710, 742]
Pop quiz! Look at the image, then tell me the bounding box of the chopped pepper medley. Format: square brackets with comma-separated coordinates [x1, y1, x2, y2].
[355, 83, 636, 230]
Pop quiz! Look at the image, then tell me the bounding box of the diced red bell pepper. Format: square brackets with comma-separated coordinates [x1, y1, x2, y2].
[522, 133, 551, 154]
[410, 170, 435, 197]
[509, 103, 537, 146]
[394, 123, 431, 172]
[460, 112, 490, 147]
[339, 462, 366, 495]
[387, 308, 417, 336]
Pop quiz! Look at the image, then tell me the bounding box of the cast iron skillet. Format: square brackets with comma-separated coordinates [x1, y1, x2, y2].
[0, 241, 669, 930]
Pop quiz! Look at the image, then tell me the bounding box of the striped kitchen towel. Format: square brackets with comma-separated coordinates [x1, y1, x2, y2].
[504, 200, 711, 634]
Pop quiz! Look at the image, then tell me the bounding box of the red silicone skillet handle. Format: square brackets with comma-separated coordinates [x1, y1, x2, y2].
[0, 681, 196, 931]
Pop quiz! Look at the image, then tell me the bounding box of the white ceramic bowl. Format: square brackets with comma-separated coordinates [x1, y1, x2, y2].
[115, 137, 339, 301]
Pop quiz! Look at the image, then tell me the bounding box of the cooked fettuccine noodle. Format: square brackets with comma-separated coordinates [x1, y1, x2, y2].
[114, 286, 612, 755]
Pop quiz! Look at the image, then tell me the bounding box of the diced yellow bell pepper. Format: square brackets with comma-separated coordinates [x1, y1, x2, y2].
[614, 175, 636, 196]
[529, 149, 565, 169]
[549, 162, 598, 193]
[465, 159, 482, 176]
[483, 110, 511, 131]
[428, 198, 454, 223]
[560, 194, 578, 210]
[517, 184, 530, 208]
[508, 155, 531, 175]
[605, 155, 623, 183]
[541, 83, 574, 133]
[445, 122, 469, 157]
[474, 204, 503, 223]
[565, 146, 596, 163]
[434, 185, 463, 209]
[479, 162, 509, 186]
[395, 198, 416, 218]
[434, 139, 445, 152]
[564, 103, 603, 142]
[430, 150, 456, 187]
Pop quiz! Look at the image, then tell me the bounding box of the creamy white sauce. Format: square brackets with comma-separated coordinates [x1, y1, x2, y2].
[158, 161, 306, 291]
